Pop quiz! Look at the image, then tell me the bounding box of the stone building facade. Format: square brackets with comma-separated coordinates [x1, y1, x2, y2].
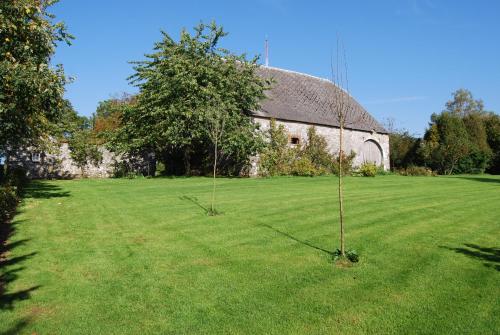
[249, 67, 390, 175]
[254, 118, 389, 167]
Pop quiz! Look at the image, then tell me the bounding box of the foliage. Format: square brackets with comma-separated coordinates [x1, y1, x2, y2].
[388, 129, 421, 169]
[331, 151, 356, 176]
[416, 89, 499, 174]
[259, 120, 295, 176]
[0, 163, 4, 183]
[391, 89, 499, 175]
[444, 88, 484, 117]
[357, 162, 377, 177]
[0, 186, 17, 223]
[455, 113, 492, 174]
[302, 127, 333, 171]
[290, 156, 321, 177]
[398, 165, 435, 176]
[0, 0, 72, 156]
[67, 129, 102, 176]
[259, 121, 334, 177]
[376, 166, 394, 176]
[419, 112, 471, 174]
[5, 166, 29, 194]
[155, 161, 166, 176]
[484, 113, 500, 174]
[114, 21, 268, 176]
[93, 94, 135, 144]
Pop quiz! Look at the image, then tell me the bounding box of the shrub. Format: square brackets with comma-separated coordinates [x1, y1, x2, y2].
[6, 166, 28, 194]
[399, 165, 435, 176]
[290, 157, 322, 177]
[376, 166, 392, 176]
[0, 186, 17, 223]
[259, 120, 295, 176]
[155, 161, 166, 176]
[302, 127, 334, 171]
[259, 122, 339, 177]
[357, 162, 377, 177]
[332, 151, 356, 176]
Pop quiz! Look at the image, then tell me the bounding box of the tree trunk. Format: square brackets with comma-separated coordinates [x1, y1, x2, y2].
[338, 125, 345, 256]
[183, 148, 191, 176]
[211, 139, 218, 214]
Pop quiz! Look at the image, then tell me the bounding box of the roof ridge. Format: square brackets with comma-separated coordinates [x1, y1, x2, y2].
[261, 65, 355, 100]
[262, 66, 333, 84]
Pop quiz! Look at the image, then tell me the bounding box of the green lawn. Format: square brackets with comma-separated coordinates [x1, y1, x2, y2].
[1, 175, 499, 334]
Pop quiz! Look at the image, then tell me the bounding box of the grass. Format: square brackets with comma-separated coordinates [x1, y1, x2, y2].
[1, 175, 499, 334]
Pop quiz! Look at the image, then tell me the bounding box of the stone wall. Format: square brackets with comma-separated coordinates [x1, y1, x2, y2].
[7, 143, 147, 179]
[250, 117, 390, 175]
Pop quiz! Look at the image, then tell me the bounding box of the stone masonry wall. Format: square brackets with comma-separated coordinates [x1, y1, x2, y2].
[7, 143, 139, 179]
[250, 117, 390, 176]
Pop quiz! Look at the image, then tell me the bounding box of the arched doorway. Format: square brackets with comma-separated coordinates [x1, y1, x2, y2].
[362, 140, 383, 166]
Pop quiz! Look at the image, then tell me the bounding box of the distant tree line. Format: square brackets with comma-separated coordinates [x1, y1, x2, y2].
[389, 89, 500, 175]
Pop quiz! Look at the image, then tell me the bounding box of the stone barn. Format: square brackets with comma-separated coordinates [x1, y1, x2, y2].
[251, 66, 389, 174]
[6, 66, 389, 179]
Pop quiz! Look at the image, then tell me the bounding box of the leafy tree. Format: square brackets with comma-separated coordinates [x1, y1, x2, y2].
[67, 128, 102, 177]
[484, 113, 500, 174]
[49, 99, 89, 140]
[93, 94, 135, 145]
[420, 113, 470, 174]
[0, 0, 72, 156]
[388, 130, 421, 169]
[116, 22, 268, 179]
[458, 113, 492, 173]
[46, 100, 102, 177]
[445, 89, 484, 117]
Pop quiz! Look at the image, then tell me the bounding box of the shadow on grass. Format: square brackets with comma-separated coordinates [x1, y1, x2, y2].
[259, 223, 333, 255]
[1, 218, 40, 311]
[179, 195, 209, 214]
[23, 181, 71, 199]
[0, 317, 32, 335]
[0, 181, 53, 311]
[441, 243, 500, 271]
[454, 176, 500, 184]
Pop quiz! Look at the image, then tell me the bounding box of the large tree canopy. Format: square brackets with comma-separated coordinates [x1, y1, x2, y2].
[0, 0, 72, 155]
[113, 22, 268, 175]
[418, 89, 498, 174]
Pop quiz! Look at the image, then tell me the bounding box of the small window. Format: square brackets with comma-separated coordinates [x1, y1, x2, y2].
[290, 137, 300, 145]
[31, 152, 41, 163]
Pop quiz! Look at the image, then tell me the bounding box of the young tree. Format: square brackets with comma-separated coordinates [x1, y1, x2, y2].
[327, 40, 370, 258]
[0, 0, 72, 157]
[205, 100, 227, 215]
[52, 103, 102, 177]
[68, 128, 102, 177]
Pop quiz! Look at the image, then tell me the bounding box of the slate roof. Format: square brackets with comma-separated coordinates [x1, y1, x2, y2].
[253, 66, 387, 134]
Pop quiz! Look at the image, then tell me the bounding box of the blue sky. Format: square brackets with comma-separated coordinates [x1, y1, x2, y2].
[51, 0, 500, 136]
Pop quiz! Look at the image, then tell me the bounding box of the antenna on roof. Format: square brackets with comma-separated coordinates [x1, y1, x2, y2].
[265, 36, 269, 67]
